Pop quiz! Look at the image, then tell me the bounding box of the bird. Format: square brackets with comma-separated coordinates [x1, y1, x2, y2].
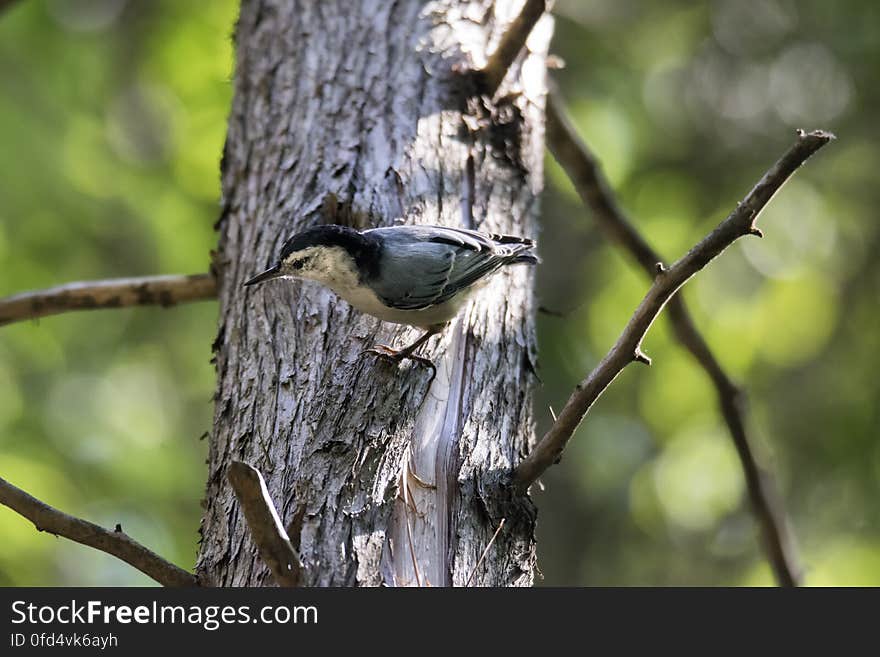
[244, 223, 538, 373]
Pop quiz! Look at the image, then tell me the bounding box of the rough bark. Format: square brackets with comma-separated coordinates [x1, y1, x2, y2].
[197, 0, 552, 587]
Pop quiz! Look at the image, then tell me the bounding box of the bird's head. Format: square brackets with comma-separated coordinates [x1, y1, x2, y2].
[244, 224, 376, 289]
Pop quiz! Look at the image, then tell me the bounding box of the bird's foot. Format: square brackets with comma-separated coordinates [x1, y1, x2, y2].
[360, 344, 437, 383]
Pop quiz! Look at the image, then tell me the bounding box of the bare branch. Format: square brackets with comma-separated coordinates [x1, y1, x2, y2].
[227, 461, 302, 587]
[0, 273, 217, 327]
[545, 90, 660, 273]
[477, 0, 547, 96]
[545, 90, 804, 586]
[0, 475, 197, 587]
[514, 128, 834, 499]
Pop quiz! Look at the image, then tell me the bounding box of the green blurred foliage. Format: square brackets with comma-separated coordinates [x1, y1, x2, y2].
[0, 0, 237, 585]
[536, 0, 880, 585]
[0, 0, 877, 586]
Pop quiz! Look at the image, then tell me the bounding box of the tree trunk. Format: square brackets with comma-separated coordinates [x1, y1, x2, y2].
[197, 0, 552, 587]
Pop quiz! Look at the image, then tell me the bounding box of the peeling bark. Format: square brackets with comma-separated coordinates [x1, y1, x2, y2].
[197, 0, 552, 587]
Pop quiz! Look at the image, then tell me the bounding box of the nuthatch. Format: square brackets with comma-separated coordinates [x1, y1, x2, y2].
[245, 224, 538, 371]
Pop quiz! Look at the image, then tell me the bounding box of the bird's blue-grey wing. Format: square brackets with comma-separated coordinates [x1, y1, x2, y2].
[368, 225, 532, 252]
[396, 225, 538, 288]
[365, 239, 457, 310]
[365, 227, 533, 311]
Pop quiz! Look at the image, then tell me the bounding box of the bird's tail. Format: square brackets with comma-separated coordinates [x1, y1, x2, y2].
[488, 232, 534, 246]
[488, 232, 539, 264]
[511, 252, 540, 265]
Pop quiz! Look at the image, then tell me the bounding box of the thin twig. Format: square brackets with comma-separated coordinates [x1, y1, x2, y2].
[403, 499, 424, 587]
[514, 128, 834, 499]
[227, 461, 302, 587]
[465, 518, 506, 587]
[545, 91, 804, 586]
[0, 475, 198, 586]
[476, 0, 547, 97]
[0, 273, 217, 327]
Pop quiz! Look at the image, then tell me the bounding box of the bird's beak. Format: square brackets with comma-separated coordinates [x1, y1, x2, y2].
[243, 264, 282, 287]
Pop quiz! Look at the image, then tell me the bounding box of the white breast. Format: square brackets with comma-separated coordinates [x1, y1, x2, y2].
[336, 284, 470, 328]
[297, 245, 473, 329]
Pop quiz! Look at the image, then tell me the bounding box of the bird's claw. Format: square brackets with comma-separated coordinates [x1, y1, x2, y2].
[360, 345, 437, 383]
[360, 344, 397, 358]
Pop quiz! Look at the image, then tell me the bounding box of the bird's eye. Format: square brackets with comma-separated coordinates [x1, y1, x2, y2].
[291, 259, 305, 270]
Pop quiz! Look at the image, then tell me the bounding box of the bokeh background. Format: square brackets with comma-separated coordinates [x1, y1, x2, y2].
[0, 0, 877, 586]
